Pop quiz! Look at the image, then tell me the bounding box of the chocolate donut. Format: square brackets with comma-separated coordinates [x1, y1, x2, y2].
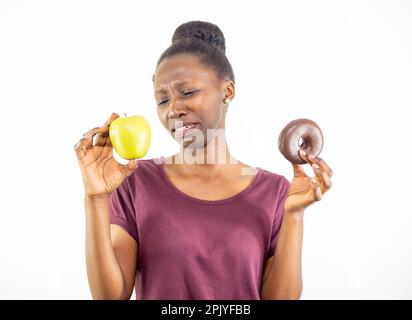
[278, 118, 324, 164]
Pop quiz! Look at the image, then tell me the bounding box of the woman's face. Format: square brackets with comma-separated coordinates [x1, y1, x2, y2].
[153, 54, 234, 149]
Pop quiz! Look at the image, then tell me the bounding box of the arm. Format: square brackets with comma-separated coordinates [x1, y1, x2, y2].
[85, 195, 138, 300]
[260, 210, 304, 300]
[261, 150, 333, 299]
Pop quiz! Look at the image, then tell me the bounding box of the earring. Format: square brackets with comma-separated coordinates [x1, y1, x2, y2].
[224, 98, 230, 104]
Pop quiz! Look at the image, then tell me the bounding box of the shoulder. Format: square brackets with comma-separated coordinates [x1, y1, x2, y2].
[135, 157, 163, 172]
[257, 167, 291, 199]
[119, 157, 163, 191]
[258, 167, 290, 187]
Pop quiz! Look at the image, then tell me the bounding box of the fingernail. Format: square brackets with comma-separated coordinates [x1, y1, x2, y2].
[311, 177, 317, 183]
[312, 163, 320, 169]
[300, 150, 306, 156]
[309, 154, 315, 160]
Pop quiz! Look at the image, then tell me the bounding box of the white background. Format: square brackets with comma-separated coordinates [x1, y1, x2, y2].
[0, 0, 410, 299]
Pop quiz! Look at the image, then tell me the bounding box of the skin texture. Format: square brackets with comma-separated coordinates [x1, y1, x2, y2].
[153, 54, 334, 300]
[75, 113, 139, 299]
[154, 54, 256, 198]
[74, 52, 333, 300]
[261, 149, 333, 299]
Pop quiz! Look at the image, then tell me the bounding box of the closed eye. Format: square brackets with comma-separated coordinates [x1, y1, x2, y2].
[157, 91, 198, 106]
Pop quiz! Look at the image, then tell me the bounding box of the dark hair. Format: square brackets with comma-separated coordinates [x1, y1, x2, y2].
[152, 21, 235, 84]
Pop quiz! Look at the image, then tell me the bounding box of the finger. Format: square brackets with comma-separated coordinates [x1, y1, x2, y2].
[121, 158, 139, 178]
[104, 112, 119, 126]
[74, 137, 86, 151]
[81, 133, 94, 152]
[126, 158, 139, 171]
[74, 135, 92, 157]
[76, 114, 118, 154]
[81, 126, 100, 138]
[308, 155, 333, 176]
[314, 184, 323, 201]
[311, 163, 332, 192]
[320, 170, 332, 189]
[78, 126, 108, 153]
[310, 176, 323, 201]
[95, 130, 110, 147]
[82, 126, 109, 140]
[292, 163, 306, 177]
[93, 113, 119, 147]
[299, 149, 314, 164]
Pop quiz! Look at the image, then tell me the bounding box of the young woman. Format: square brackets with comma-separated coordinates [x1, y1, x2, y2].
[74, 21, 333, 300]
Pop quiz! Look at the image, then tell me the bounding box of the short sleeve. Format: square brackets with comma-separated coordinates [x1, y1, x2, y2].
[108, 178, 139, 244]
[267, 176, 291, 259]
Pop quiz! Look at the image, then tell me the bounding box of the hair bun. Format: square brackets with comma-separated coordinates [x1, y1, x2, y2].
[172, 21, 226, 53]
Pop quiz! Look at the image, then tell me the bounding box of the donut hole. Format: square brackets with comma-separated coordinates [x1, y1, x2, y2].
[298, 135, 313, 153]
[298, 137, 305, 148]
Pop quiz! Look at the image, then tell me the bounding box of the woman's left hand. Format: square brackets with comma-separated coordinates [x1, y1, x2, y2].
[284, 149, 333, 215]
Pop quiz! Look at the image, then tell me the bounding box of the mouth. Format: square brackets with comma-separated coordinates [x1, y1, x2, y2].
[172, 122, 201, 138]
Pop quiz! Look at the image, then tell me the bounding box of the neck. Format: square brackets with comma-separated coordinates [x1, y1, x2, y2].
[169, 132, 240, 179]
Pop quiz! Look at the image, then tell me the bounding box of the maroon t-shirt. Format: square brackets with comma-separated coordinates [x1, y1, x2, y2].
[108, 156, 290, 300]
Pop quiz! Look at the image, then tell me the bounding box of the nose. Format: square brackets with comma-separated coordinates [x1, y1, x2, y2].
[168, 96, 187, 119]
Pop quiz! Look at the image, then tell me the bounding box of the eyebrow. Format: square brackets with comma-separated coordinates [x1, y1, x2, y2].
[155, 80, 193, 94]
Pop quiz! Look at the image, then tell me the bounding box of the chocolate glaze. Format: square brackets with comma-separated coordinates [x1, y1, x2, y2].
[278, 118, 324, 164]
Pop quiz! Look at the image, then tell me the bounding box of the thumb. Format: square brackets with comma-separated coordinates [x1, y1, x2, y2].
[292, 163, 306, 178]
[124, 158, 139, 176]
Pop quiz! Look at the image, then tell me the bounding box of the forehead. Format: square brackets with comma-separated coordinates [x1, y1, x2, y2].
[154, 55, 216, 93]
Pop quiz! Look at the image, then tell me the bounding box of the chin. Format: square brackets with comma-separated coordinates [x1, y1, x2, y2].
[179, 137, 207, 151]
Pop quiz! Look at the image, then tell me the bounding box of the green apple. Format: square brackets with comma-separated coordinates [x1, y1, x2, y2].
[109, 115, 151, 160]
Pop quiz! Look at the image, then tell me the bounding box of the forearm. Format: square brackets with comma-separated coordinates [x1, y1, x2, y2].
[84, 195, 128, 299]
[261, 210, 304, 300]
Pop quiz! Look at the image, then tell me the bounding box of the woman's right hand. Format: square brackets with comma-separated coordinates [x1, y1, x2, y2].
[74, 112, 139, 198]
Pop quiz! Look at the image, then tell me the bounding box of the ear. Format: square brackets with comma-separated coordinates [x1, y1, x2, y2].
[222, 79, 235, 101]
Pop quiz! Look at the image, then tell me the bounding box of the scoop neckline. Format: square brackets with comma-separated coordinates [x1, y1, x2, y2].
[156, 156, 262, 206]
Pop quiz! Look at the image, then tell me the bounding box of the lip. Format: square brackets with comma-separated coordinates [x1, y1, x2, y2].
[173, 123, 201, 138]
[171, 121, 200, 132]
